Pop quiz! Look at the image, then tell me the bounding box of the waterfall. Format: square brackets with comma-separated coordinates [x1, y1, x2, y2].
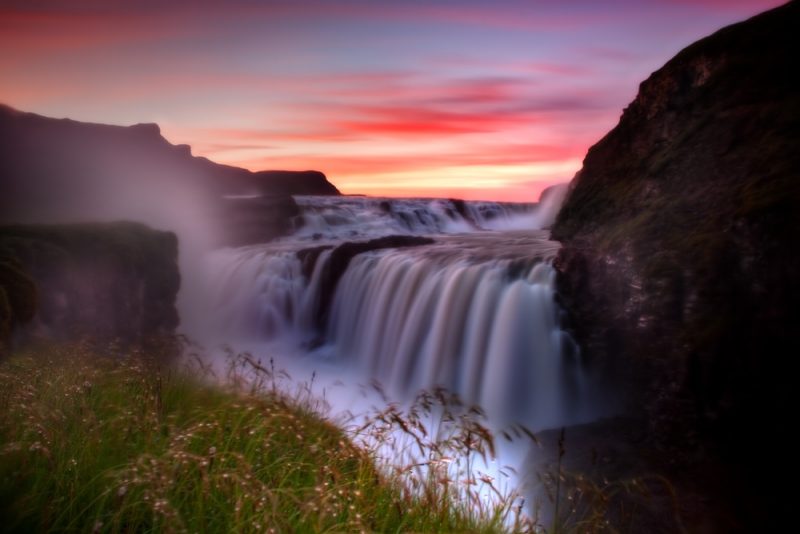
[204, 224, 585, 429]
[196, 191, 596, 523]
[328, 249, 581, 429]
[292, 196, 539, 240]
[204, 245, 330, 343]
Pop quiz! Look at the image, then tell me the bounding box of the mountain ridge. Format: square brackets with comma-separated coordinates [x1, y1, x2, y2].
[0, 103, 340, 244]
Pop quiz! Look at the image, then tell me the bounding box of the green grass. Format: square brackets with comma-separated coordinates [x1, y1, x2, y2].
[0, 344, 524, 533]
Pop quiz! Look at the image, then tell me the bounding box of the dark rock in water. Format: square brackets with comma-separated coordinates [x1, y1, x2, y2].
[0, 222, 180, 351]
[311, 235, 434, 329]
[448, 198, 468, 218]
[296, 245, 334, 280]
[448, 198, 479, 228]
[249, 170, 339, 197]
[216, 195, 302, 247]
[0, 104, 339, 243]
[551, 2, 799, 529]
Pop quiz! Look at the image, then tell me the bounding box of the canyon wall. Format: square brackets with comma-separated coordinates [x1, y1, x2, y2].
[553, 1, 798, 438]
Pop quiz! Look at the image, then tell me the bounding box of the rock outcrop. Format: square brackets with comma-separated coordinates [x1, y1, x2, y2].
[0, 222, 180, 351]
[218, 195, 303, 247]
[551, 2, 798, 528]
[298, 235, 435, 331]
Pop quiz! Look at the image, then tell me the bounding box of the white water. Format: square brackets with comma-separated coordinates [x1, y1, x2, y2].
[293, 195, 549, 240]
[194, 192, 602, 520]
[198, 193, 593, 429]
[328, 236, 583, 429]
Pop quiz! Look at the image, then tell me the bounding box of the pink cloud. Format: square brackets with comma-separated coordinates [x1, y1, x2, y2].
[656, 0, 782, 8]
[0, 8, 186, 52]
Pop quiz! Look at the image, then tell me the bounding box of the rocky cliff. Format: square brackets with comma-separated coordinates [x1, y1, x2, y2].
[0, 105, 339, 244]
[0, 222, 180, 352]
[552, 2, 798, 527]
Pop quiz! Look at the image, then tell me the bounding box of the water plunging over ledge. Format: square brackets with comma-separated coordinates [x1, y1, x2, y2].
[189, 194, 609, 522]
[199, 193, 592, 431]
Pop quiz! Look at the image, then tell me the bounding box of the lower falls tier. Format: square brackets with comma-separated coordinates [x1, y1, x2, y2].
[204, 230, 593, 430]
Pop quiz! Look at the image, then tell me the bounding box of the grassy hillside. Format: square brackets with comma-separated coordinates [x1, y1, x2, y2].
[0, 345, 524, 533]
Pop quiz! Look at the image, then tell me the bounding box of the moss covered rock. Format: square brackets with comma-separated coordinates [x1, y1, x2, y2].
[0, 257, 37, 354]
[0, 222, 180, 348]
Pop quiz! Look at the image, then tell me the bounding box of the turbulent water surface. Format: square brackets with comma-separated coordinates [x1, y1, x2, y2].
[192, 192, 604, 515]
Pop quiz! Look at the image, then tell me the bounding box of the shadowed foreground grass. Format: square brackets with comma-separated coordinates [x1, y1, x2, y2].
[0, 344, 521, 533]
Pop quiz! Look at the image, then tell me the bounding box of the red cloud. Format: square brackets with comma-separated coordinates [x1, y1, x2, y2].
[331, 102, 548, 138]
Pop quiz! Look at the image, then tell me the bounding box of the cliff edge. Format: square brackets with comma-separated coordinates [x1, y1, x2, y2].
[552, 2, 799, 527]
[0, 222, 180, 352]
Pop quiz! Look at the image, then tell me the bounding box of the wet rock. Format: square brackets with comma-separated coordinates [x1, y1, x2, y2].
[0, 222, 180, 349]
[216, 195, 301, 247]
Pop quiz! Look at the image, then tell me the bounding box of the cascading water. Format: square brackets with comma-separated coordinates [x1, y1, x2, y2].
[201, 191, 592, 431]
[196, 191, 603, 522]
[293, 195, 545, 240]
[328, 237, 582, 429]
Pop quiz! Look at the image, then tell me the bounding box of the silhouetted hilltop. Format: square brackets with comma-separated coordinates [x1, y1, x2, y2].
[0, 104, 338, 233]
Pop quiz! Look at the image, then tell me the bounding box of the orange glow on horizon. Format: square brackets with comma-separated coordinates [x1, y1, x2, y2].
[1, 0, 782, 202]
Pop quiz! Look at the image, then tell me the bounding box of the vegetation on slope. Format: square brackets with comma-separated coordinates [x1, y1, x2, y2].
[0, 345, 529, 533]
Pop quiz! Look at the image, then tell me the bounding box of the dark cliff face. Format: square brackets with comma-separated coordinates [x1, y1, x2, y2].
[551, 2, 798, 519]
[0, 222, 180, 351]
[0, 105, 339, 244]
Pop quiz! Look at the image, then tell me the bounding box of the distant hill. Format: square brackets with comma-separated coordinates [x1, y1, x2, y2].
[0, 104, 339, 242]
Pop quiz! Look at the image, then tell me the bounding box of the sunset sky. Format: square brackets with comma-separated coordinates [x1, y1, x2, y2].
[0, 0, 783, 201]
